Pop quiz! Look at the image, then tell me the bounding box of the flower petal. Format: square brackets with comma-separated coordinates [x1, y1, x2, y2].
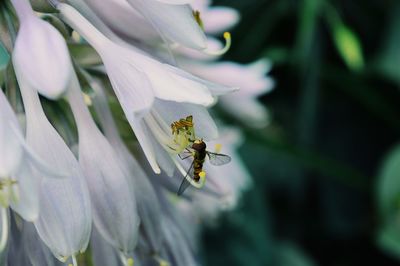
[16, 78, 92, 259]
[12, 17, 72, 99]
[78, 130, 140, 253]
[0, 90, 23, 177]
[9, 161, 40, 221]
[153, 99, 218, 140]
[126, 0, 207, 49]
[202, 7, 240, 34]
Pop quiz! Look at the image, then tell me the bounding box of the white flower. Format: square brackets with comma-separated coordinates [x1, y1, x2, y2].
[59, 3, 236, 173]
[126, 0, 207, 49]
[66, 72, 140, 255]
[82, 0, 159, 42]
[182, 59, 275, 127]
[90, 77, 164, 254]
[0, 89, 23, 178]
[14, 67, 92, 261]
[0, 89, 67, 221]
[11, 0, 72, 99]
[20, 222, 64, 266]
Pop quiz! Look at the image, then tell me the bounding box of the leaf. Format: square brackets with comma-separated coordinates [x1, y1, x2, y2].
[332, 23, 364, 71]
[377, 143, 400, 221]
[68, 43, 102, 67]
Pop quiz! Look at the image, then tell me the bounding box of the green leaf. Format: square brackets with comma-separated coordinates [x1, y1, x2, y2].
[68, 43, 102, 67]
[374, 3, 400, 84]
[30, 0, 57, 13]
[332, 23, 364, 71]
[378, 223, 400, 260]
[377, 143, 400, 221]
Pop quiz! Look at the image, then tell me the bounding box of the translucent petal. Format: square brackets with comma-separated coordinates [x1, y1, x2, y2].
[22, 222, 64, 266]
[161, 217, 198, 266]
[78, 130, 140, 253]
[104, 55, 155, 115]
[84, 0, 159, 42]
[127, 0, 207, 49]
[18, 83, 91, 259]
[90, 227, 123, 266]
[153, 99, 218, 140]
[9, 161, 40, 221]
[12, 17, 71, 99]
[202, 7, 240, 34]
[0, 90, 23, 177]
[126, 114, 161, 174]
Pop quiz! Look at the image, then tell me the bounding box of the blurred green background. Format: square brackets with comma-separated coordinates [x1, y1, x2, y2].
[202, 0, 400, 265]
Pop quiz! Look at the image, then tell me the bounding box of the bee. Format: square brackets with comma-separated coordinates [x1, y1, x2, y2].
[171, 116, 231, 195]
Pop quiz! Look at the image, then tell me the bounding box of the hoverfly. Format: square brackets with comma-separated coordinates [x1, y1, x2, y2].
[170, 116, 232, 195]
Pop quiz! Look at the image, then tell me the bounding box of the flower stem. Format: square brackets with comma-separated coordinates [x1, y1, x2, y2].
[0, 207, 8, 252]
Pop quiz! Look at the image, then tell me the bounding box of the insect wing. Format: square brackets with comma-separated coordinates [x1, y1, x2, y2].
[206, 152, 232, 166]
[177, 161, 195, 196]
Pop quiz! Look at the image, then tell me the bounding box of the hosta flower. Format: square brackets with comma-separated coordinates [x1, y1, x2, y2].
[14, 67, 92, 261]
[0, 0, 262, 263]
[11, 0, 72, 99]
[182, 59, 274, 127]
[59, 3, 236, 173]
[66, 72, 140, 255]
[90, 78, 163, 254]
[20, 222, 64, 266]
[126, 0, 207, 50]
[0, 89, 66, 221]
[82, 0, 159, 43]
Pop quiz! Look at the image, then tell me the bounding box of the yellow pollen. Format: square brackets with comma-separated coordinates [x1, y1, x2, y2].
[127, 258, 134, 266]
[215, 143, 222, 153]
[224, 32, 231, 40]
[83, 93, 92, 106]
[199, 171, 206, 178]
[159, 260, 170, 266]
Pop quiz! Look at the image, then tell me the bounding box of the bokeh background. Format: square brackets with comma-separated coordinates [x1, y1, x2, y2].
[202, 0, 400, 265]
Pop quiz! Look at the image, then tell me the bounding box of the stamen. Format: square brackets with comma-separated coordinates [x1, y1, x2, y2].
[71, 255, 78, 266]
[83, 92, 92, 106]
[203, 32, 232, 56]
[127, 258, 134, 266]
[0, 208, 8, 253]
[118, 251, 134, 266]
[192, 10, 204, 30]
[153, 254, 170, 266]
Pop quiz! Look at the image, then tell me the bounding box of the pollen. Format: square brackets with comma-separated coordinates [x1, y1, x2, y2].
[127, 258, 134, 266]
[199, 171, 206, 178]
[215, 143, 222, 153]
[83, 92, 92, 106]
[159, 260, 170, 266]
[203, 31, 232, 56]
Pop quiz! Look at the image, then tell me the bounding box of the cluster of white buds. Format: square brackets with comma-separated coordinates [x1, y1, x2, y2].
[0, 0, 273, 265]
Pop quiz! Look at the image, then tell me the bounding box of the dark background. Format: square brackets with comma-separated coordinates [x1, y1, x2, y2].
[202, 1, 400, 265]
